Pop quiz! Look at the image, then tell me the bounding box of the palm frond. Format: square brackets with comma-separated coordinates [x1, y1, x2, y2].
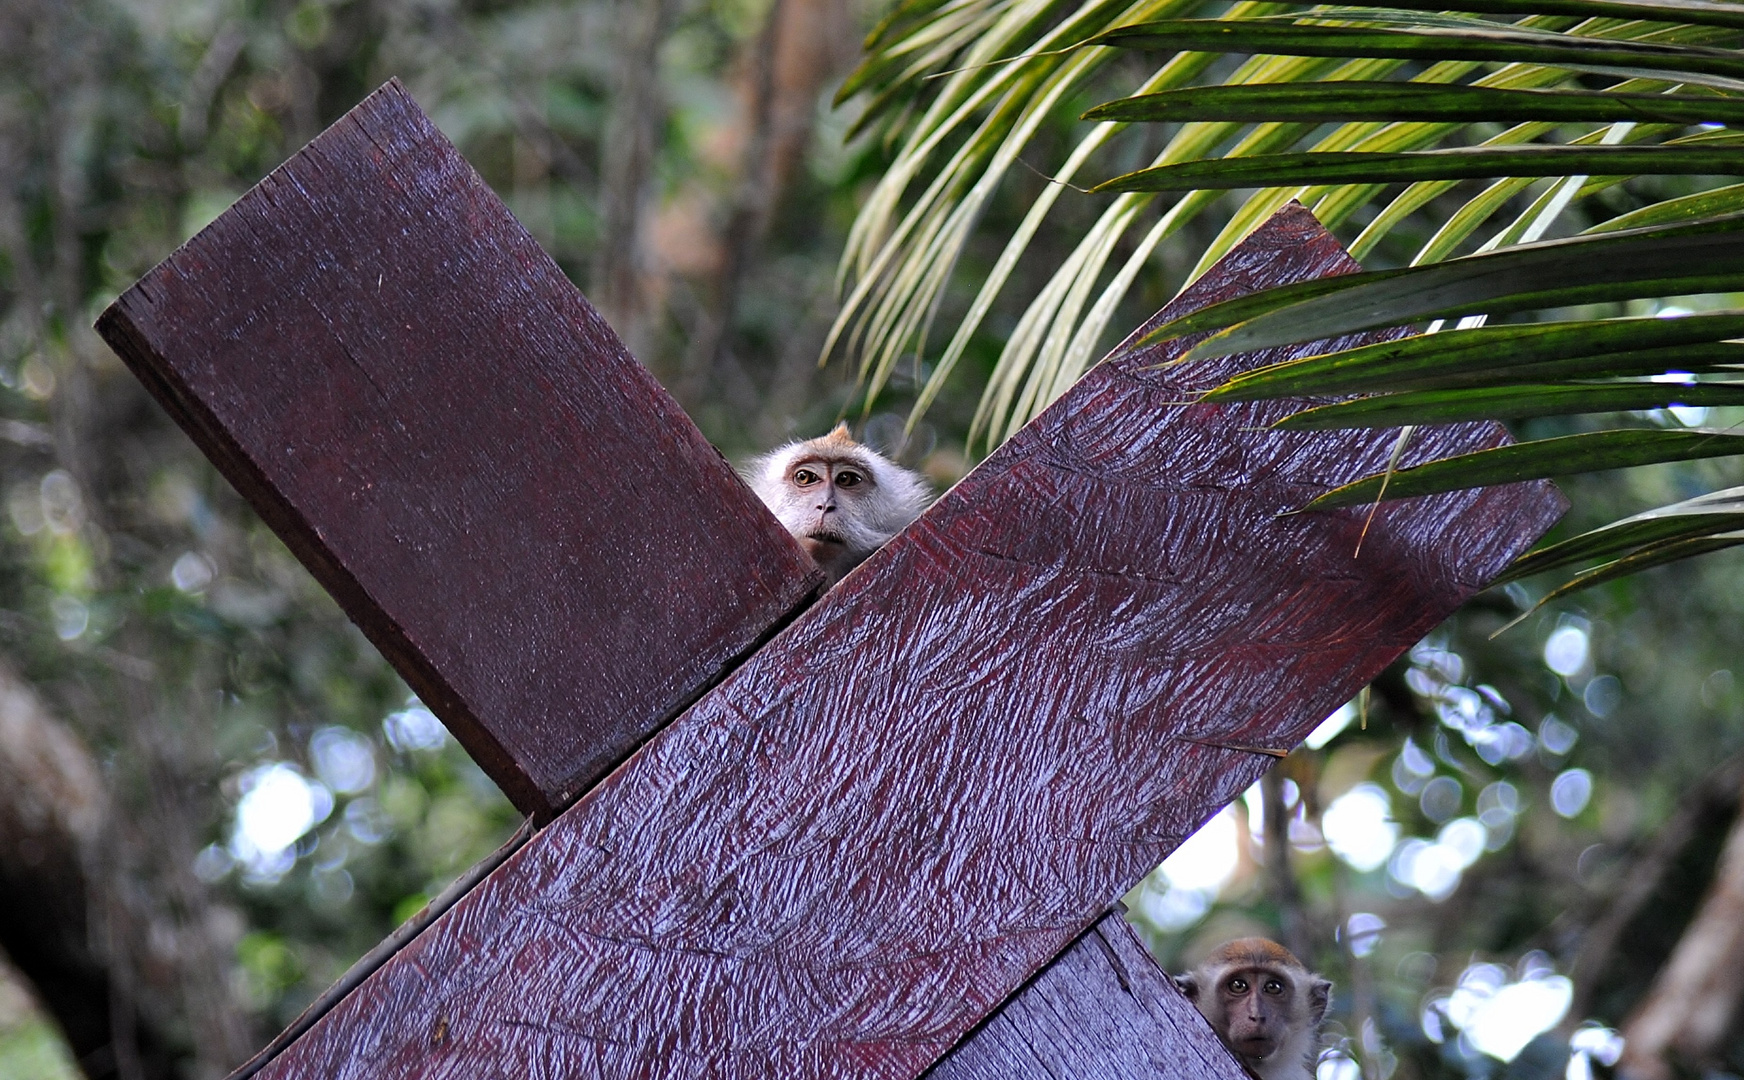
[1274, 381, 1744, 427]
[1309, 429, 1744, 507]
[1148, 214, 1744, 356]
[831, 0, 1744, 598]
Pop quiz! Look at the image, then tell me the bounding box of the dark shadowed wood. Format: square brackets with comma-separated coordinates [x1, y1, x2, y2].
[95, 81, 824, 819]
[231, 204, 1564, 1080]
[926, 912, 1248, 1080]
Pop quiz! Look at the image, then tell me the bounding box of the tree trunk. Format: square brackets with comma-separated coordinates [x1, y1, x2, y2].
[0, 660, 170, 1079]
[1619, 777, 1744, 1079]
[1261, 765, 1313, 962]
[592, 0, 683, 360]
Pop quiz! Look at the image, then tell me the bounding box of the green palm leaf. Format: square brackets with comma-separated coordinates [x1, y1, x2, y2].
[1275, 381, 1744, 428]
[1201, 311, 1744, 399]
[1585, 181, 1744, 230]
[1497, 533, 1744, 625]
[1094, 143, 1744, 193]
[1308, 429, 1744, 508]
[1090, 20, 1744, 88]
[1084, 82, 1744, 125]
[1271, 0, 1744, 33]
[832, 0, 1744, 598]
[1141, 213, 1744, 357]
[1497, 485, 1744, 580]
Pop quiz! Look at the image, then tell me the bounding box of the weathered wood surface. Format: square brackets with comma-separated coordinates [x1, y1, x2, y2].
[95, 81, 824, 819]
[100, 80, 1244, 1079]
[223, 203, 1564, 1080]
[926, 912, 1247, 1080]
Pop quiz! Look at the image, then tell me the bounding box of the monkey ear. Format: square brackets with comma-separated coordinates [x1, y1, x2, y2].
[1309, 978, 1333, 1026]
[1174, 973, 1200, 1002]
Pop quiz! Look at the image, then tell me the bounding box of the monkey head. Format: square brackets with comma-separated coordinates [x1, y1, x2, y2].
[745, 423, 931, 584]
[1176, 938, 1332, 1080]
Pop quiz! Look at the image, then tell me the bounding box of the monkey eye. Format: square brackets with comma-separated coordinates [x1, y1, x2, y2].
[836, 470, 863, 488]
[792, 468, 821, 486]
[1263, 979, 1285, 995]
[1227, 977, 1249, 994]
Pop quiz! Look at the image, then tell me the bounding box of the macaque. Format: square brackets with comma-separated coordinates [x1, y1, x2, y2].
[1175, 938, 1332, 1080]
[746, 423, 931, 585]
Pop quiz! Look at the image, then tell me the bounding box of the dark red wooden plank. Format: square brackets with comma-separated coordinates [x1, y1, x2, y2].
[95, 81, 824, 819]
[238, 204, 1565, 1080]
[926, 912, 1247, 1080]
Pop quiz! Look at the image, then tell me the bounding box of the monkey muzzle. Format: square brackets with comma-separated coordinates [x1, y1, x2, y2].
[798, 530, 847, 561]
[1228, 1019, 1283, 1061]
[802, 518, 846, 544]
[1233, 1033, 1281, 1058]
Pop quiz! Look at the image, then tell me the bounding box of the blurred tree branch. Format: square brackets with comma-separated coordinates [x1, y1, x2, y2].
[681, 0, 787, 399]
[593, 0, 683, 359]
[1261, 765, 1312, 963]
[0, 656, 168, 1080]
[1567, 754, 1744, 1028]
[1620, 768, 1744, 1079]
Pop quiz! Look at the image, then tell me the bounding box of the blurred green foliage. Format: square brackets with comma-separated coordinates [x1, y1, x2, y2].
[1126, 457, 1744, 1074]
[0, 1021, 82, 1080]
[1, 0, 1743, 1078]
[0, 0, 911, 1070]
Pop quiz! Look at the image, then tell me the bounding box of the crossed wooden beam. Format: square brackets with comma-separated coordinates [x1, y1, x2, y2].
[95, 80, 1563, 1078]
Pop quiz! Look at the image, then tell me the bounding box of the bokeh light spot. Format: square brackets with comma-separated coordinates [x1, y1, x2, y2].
[171, 550, 216, 592]
[1443, 961, 1573, 1062]
[1538, 716, 1578, 755]
[1345, 912, 1385, 957]
[384, 699, 447, 752]
[1317, 1052, 1360, 1080]
[1583, 675, 1622, 718]
[1551, 769, 1594, 818]
[229, 763, 333, 883]
[1306, 700, 1357, 749]
[1162, 805, 1239, 892]
[1543, 625, 1589, 678]
[1419, 776, 1463, 823]
[311, 727, 377, 794]
[50, 596, 88, 641]
[1323, 784, 1398, 872]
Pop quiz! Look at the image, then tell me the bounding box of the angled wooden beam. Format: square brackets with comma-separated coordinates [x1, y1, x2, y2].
[133, 193, 1556, 1077]
[103, 82, 1251, 1078]
[96, 81, 824, 820]
[927, 912, 1247, 1080]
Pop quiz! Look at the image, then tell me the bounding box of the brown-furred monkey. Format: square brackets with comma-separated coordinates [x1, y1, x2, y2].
[1176, 938, 1332, 1080]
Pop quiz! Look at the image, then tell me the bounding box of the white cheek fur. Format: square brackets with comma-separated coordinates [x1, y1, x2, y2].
[742, 433, 933, 579]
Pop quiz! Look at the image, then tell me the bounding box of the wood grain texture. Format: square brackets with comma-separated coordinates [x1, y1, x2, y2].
[238, 203, 1566, 1080]
[94, 81, 824, 818]
[925, 912, 1248, 1080]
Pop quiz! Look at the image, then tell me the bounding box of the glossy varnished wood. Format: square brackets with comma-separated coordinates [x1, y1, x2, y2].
[100, 81, 1228, 1077]
[96, 81, 824, 819]
[226, 204, 1564, 1079]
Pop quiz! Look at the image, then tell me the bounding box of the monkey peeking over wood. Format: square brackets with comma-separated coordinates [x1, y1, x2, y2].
[746, 423, 932, 585]
[1176, 938, 1332, 1080]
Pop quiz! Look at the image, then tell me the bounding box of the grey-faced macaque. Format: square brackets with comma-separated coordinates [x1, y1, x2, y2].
[746, 423, 931, 585]
[1176, 938, 1332, 1080]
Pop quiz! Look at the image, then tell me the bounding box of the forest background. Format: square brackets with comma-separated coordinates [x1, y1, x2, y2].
[0, 0, 1740, 1078]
